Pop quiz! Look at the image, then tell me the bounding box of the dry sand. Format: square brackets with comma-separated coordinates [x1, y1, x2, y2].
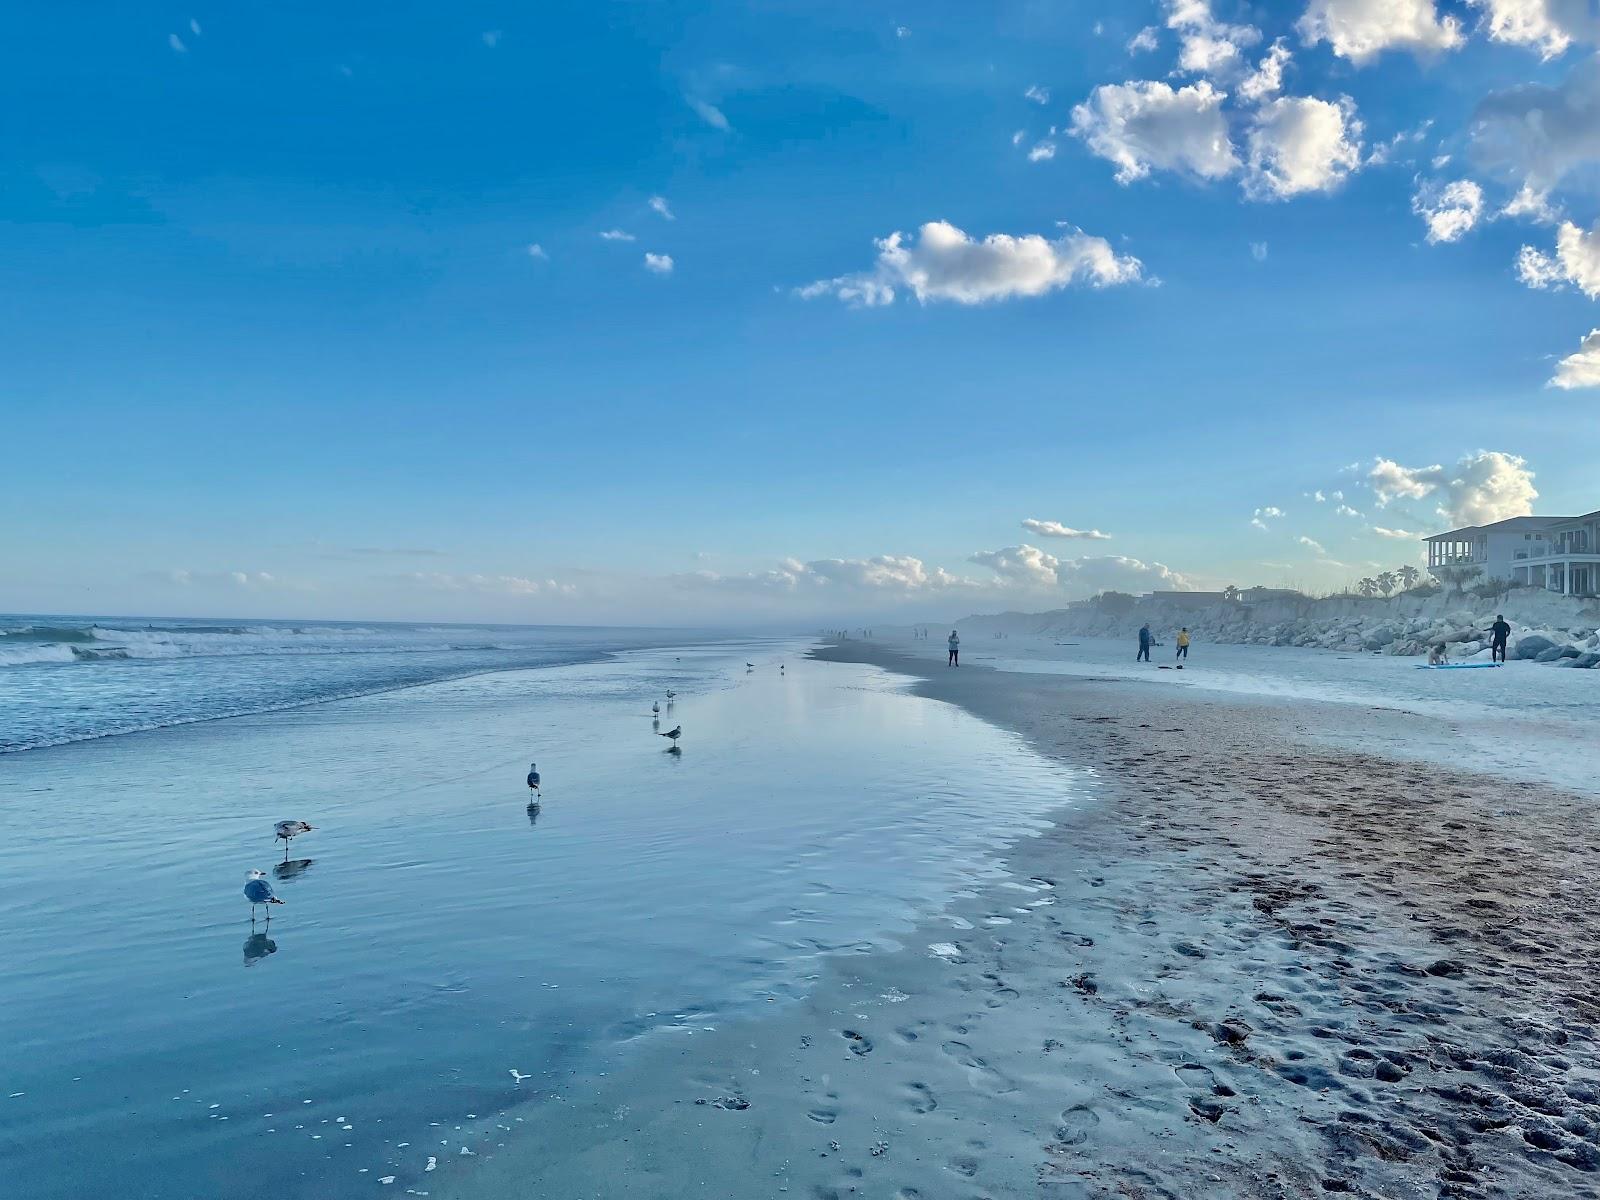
[436, 641, 1600, 1200]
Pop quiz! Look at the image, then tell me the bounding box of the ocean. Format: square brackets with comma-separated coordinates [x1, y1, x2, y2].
[0, 619, 1087, 1199]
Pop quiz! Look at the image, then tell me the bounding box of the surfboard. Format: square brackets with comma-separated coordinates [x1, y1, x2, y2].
[1415, 663, 1502, 670]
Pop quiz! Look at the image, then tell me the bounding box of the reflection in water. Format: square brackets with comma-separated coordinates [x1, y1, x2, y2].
[243, 931, 278, 966]
[665, 744, 682, 758]
[651, 717, 659, 732]
[273, 858, 314, 882]
[526, 801, 541, 828]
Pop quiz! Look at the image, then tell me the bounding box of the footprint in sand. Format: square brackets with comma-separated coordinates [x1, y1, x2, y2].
[1054, 1104, 1100, 1146]
[940, 1041, 1016, 1094]
[807, 1090, 840, 1124]
[842, 1030, 873, 1056]
[894, 1022, 930, 1044]
[902, 1082, 937, 1114]
[946, 1154, 979, 1178]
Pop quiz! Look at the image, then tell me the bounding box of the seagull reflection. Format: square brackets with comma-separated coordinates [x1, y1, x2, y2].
[273, 858, 315, 883]
[243, 930, 278, 966]
[665, 744, 682, 757]
[526, 800, 541, 827]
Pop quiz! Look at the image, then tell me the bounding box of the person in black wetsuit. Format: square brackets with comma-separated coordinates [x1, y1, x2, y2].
[1137, 623, 1152, 662]
[1490, 614, 1511, 664]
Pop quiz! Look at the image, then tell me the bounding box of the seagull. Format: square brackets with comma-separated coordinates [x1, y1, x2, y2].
[665, 690, 676, 702]
[746, 662, 754, 668]
[245, 870, 284, 918]
[658, 725, 682, 742]
[652, 701, 660, 714]
[526, 762, 541, 795]
[274, 820, 313, 860]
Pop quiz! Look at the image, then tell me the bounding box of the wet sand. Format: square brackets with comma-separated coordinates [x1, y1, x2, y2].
[437, 642, 1600, 1200]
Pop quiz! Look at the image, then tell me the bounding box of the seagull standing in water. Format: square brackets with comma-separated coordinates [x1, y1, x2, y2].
[658, 725, 682, 743]
[274, 820, 313, 860]
[665, 690, 676, 701]
[526, 762, 541, 795]
[244, 870, 283, 918]
[652, 701, 660, 715]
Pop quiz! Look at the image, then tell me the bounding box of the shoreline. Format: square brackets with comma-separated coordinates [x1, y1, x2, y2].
[435, 639, 1600, 1200]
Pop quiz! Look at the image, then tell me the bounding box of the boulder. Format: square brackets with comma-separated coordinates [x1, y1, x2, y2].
[1514, 634, 1558, 660]
[1535, 645, 1575, 663]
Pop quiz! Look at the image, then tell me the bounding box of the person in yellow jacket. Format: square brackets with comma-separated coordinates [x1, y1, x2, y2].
[1175, 627, 1191, 661]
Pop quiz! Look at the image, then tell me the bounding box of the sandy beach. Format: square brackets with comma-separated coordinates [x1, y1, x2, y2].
[435, 639, 1600, 1200]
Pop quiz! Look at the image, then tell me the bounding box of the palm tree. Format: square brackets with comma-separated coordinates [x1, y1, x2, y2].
[1398, 564, 1421, 590]
[1222, 585, 1240, 602]
[1376, 570, 1397, 596]
[1357, 577, 1378, 598]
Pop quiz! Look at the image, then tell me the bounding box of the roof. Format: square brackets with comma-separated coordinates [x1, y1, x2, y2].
[1424, 516, 1575, 541]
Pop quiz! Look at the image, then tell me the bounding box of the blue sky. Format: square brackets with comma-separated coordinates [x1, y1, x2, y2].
[4, 0, 1599, 624]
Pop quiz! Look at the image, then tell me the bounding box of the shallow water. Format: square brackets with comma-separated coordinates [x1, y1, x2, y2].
[0, 638, 1085, 1200]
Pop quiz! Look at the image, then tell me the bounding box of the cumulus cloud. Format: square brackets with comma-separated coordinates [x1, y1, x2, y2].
[526, 243, 549, 260]
[1245, 96, 1364, 199]
[1516, 219, 1600, 297]
[1165, 0, 1261, 77]
[643, 252, 674, 275]
[165, 569, 308, 591]
[1297, 0, 1463, 63]
[1021, 519, 1112, 540]
[1370, 525, 1420, 539]
[1251, 505, 1284, 530]
[970, 545, 1194, 593]
[1412, 179, 1485, 243]
[1368, 451, 1538, 527]
[1335, 503, 1364, 517]
[649, 195, 675, 220]
[1028, 142, 1057, 162]
[797, 219, 1142, 307]
[1502, 184, 1559, 224]
[1070, 80, 1239, 184]
[1239, 40, 1292, 103]
[1128, 26, 1160, 53]
[1470, 0, 1600, 58]
[1472, 61, 1600, 191]
[1251, 240, 1269, 261]
[1550, 328, 1600, 389]
[599, 229, 635, 241]
[1297, 535, 1328, 555]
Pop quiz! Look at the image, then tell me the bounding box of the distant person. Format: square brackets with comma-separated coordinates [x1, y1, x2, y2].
[947, 630, 960, 667]
[1137, 623, 1152, 663]
[1176, 628, 1190, 660]
[1490, 614, 1511, 664]
[1429, 643, 1448, 666]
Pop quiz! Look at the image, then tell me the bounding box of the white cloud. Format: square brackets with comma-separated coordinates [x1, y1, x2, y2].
[688, 97, 730, 130]
[1369, 451, 1538, 527]
[1128, 26, 1160, 53]
[679, 555, 983, 596]
[599, 229, 635, 242]
[1412, 179, 1485, 244]
[1550, 328, 1600, 389]
[1021, 519, 1112, 540]
[1025, 85, 1050, 105]
[1312, 490, 1327, 502]
[1335, 503, 1364, 517]
[1070, 80, 1238, 184]
[1251, 240, 1269, 261]
[526, 243, 549, 260]
[1027, 142, 1057, 162]
[1165, 0, 1261, 77]
[1245, 95, 1364, 199]
[1238, 39, 1292, 103]
[1470, 0, 1600, 58]
[169, 33, 187, 53]
[798, 219, 1142, 307]
[649, 195, 675, 220]
[970, 545, 1194, 593]
[1297, 0, 1463, 64]
[1297, 535, 1328, 555]
[190, 19, 202, 36]
[643, 252, 674, 275]
[482, 30, 502, 47]
[1472, 60, 1600, 191]
[403, 572, 574, 597]
[1502, 184, 1559, 224]
[166, 569, 309, 591]
[1516, 219, 1600, 296]
[1370, 525, 1419, 539]
[1251, 505, 1283, 530]
[896, 25, 911, 39]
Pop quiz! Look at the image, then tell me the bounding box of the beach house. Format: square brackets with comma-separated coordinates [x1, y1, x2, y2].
[1425, 513, 1600, 596]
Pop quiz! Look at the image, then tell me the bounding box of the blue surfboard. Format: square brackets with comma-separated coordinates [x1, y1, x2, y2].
[1416, 662, 1501, 670]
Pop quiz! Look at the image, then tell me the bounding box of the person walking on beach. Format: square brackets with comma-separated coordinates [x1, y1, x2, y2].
[1176, 627, 1190, 660]
[947, 629, 960, 667]
[1136, 623, 1152, 663]
[1490, 614, 1511, 664]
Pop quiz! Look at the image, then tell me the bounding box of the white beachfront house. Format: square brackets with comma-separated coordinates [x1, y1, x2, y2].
[1425, 512, 1600, 596]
